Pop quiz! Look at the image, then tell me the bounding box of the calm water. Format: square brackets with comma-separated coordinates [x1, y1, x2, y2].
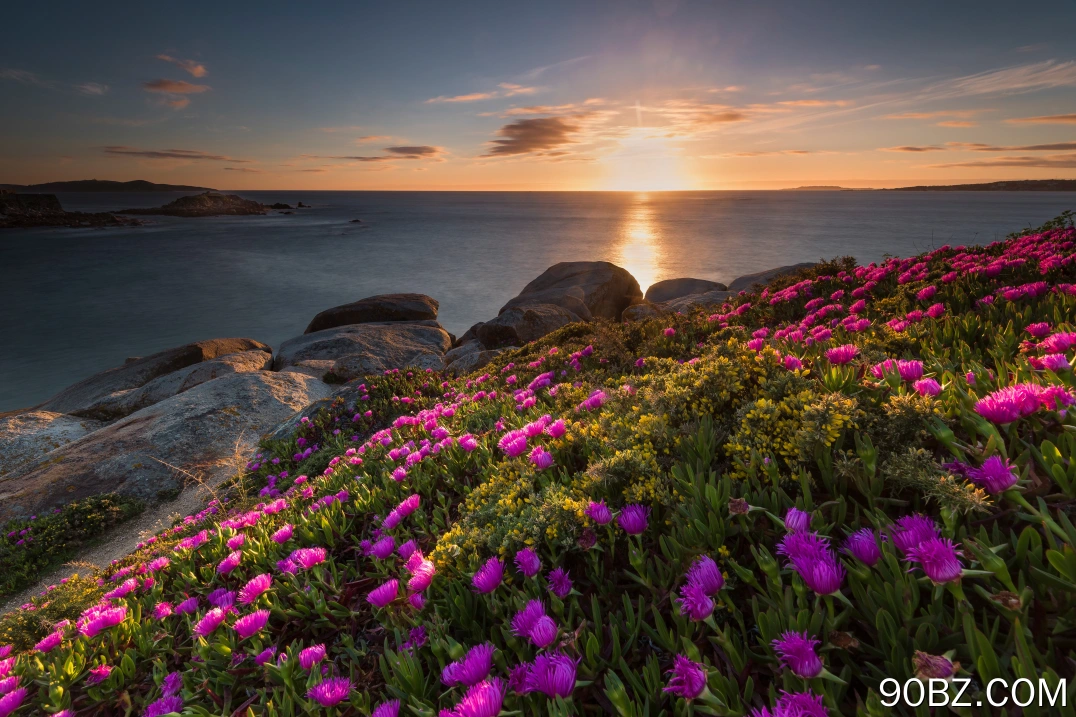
[1, 190, 1072, 411]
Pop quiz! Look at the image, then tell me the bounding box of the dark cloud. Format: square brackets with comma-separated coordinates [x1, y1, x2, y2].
[881, 145, 947, 152]
[947, 141, 1076, 152]
[223, 167, 262, 173]
[142, 79, 210, 94]
[304, 146, 444, 162]
[103, 146, 250, 162]
[483, 117, 581, 157]
[929, 153, 1076, 168]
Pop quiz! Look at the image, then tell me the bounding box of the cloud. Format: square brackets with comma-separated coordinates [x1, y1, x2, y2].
[163, 97, 190, 109]
[881, 145, 947, 152]
[882, 110, 985, 120]
[318, 125, 364, 133]
[426, 82, 540, 104]
[933, 60, 1076, 97]
[103, 146, 250, 162]
[928, 153, 1076, 169]
[518, 55, 591, 81]
[719, 149, 817, 157]
[936, 120, 977, 127]
[304, 146, 445, 162]
[0, 68, 50, 86]
[296, 168, 328, 173]
[1005, 113, 1076, 124]
[223, 167, 262, 173]
[142, 79, 210, 94]
[75, 82, 109, 96]
[777, 99, 853, 107]
[484, 99, 607, 117]
[482, 117, 581, 157]
[156, 55, 207, 78]
[356, 135, 391, 143]
[642, 100, 750, 135]
[947, 141, 1076, 152]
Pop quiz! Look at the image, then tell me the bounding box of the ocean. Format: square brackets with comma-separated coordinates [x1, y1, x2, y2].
[1, 189, 1072, 411]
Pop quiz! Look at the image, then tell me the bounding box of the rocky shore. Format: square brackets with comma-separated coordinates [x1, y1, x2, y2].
[117, 191, 270, 217]
[0, 190, 142, 229]
[0, 259, 807, 523]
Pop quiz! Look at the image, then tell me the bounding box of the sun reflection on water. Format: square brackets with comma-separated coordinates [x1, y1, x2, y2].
[614, 193, 663, 293]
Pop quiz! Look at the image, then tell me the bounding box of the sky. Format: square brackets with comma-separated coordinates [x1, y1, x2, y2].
[2, 0, 1076, 190]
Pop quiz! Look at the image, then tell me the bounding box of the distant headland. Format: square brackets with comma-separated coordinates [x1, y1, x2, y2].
[0, 179, 214, 193]
[886, 179, 1076, 192]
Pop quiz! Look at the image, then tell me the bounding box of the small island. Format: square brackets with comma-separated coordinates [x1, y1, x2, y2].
[889, 179, 1076, 191]
[117, 191, 270, 217]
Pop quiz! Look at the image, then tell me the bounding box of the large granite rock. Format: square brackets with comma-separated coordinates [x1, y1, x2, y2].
[39, 338, 271, 417]
[644, 278, 727, 304]
[0, 412, 103, 480]
[727, 263, 816, 292]
[443, 341, 506, 376]
[477, 304, 578, 348]
[305, 293, 439, 334]
[0, 372, 333, 521]
[663, 290, 736, 313]
[500, 261, 642, 321]
[622, 302, 666, 322]
[72, 350, 273, 421]
[274, 321, 452, 375]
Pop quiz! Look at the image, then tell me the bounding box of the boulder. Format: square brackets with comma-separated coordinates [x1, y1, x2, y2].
[456, 322, 484, 347]
[444, 340, 484, 367]
[72, 350, 273, 421]
[279, 360, 337, 380]
[0, 372, 333, 521]
[644, 278, 727, 304]
[662, 290, 736, 314]
[477, 304, 579, 348]
[727, 263, 817, 292]
[39, 338, 271, 417]
[274, 321, 452, 375]
[330, 352, 445, 381]
[0, 412, 103, 480]
[305, 293, 439, 334]
[501, 261, 642, 321]
[446, 347, 506, 376]
[622, 302, 666, 322]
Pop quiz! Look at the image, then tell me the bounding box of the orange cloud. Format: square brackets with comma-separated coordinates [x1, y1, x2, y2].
[142, 79, 210, 94]
[103, 146, 250, 162]
[426, 83, 540, 104]
[936, 120, 978, 127]
[1004, 113, 1076, 124]
[778, 99, 853, 107]
[155, 55, 208, 78]
[482, 117, 582, 157]
[929, 153, 1076, 168]
[881, 145, 946, 152]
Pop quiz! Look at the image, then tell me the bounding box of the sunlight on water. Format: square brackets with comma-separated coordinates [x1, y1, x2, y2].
[613, 193, 663, 292]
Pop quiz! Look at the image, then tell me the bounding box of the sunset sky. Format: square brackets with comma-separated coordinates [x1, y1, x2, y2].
[2, 0, 1075, 190]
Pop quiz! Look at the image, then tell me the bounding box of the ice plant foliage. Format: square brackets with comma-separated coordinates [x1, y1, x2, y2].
[6, 216, 1076, 716]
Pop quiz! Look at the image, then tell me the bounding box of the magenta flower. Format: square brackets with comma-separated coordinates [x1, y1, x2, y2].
[193, 608, 226, 637]
[617, 504, 650, 535]
[369, 535, 396, 560]
[153, 602, 174, 620]
[773, 631, 823, 678]
[890, 514, 939, 555]
[784, 355, 803, 371]
[459, 434, 479, 452]
[143, 696, 183, 717]
[176, 596, 199, 615]
[906, 537, 964, 584]
[79, 606, 127, 638]
[292, 547, 327, 569]
[968, 455, 1019, 494]
[1026, 322, 1052, 339]
[664, 327, 676, 337]
[472, 557, 504, 594]
[584, 500, 613, 525]
[529, 446, 555, 471]
[842, 528, 882, 567]
[255, 647, 277, 666]
[0, 688, 26, 717]
[528, 615, 558, 648]
[826, 344, 859, 365]
[512, 600, 547, 637]
[208, 588, 236, 610]
[391, 466, 408, 481]
[1043, 353, 1071, 372]
[227, 534, 245, 550]
[398, 539, 418, 560]
[442, 643, 495, 687]
[1041, 331, 1076, 353]
[547, 567, 572, 598]
[271, 524, 293, 543]
[34, 632, 62, 653]
[307, 677, 352, 708]
[367, 579, 399, 608]
[299, 643, 326, 670]
[974, 384, 1043, 423]
[545, 419, 567, 438]
[238, 574, 272, 605]
[407, 558, 436, 592]
[409, 592, 426, 610]
[371, 699, 400, 717]
[763, 691, 827, 717]
[104, 578, 137, 599]
[897, 359, 924, 381]
[514, 547, 541, 577]
[217, 550, 242, 574]
[86, 665, 111, 685]
[784, 508, 811, 533]
[916, 285, 936, 301]
[234, 610, 269, 640]
[524, 652, 578, 698]
[913, 378, 942, 397]
[913, 651, 956, 679]
[777, 532, 845, 595]
[966, 371, 976, 385]
[450, 678, 506, 717]
[926, 303, 946, 319]
[498, 429, 529, 458]
[663, 655, 707, 701]
[162, 671, 182, 696]
[676, 581, 714, 621]
[686, 555, 724, 595]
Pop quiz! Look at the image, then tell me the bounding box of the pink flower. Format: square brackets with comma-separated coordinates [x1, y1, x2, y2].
[784, 355, 803, 371]
[448, 678, 506, 717]
[407, 557, 436, 592]
[916, 285, 937, 301]
[368, 579, 399, 608]
[584, 500, 613, 525]
[193, 608, 226, 637]
[271, 524, 293, 543]
[1026, 322, 1051, 339]
[227, 534, 245, 550]
[617, 504, 650, 535]
[153, 602, 174, 620]
[772, 631, 823, 678]
[663, 327, 676, 337]
[87, 664, 112, 685]
[371, 699, 400, 717]
[291, 547, 327, 569]
[663, 655, 707, 700]
[368, 535, 396, 560]
[234, 610, 270, 640]
[926, 303, 946, 319]
[0, 689, 28, 717]
[514, 548, 541, 577]
[498, 430, 528, 458]
[545, 419, 567, 438]
[913, 378, 942, 396]
[906, 537, 964, 584]
[299, 643, 327, 670]
[34, 632, 62, 653]
[547, 567, 572, 598]
[1043, 353, 1071, 372]
[523, 652, 577, 698]
[238, 574, 272, 605]
[472, 557, 504, 594]
[308, 677, 352, 707]
[529, 446, 555, 470]
[442, 643, 495, 687]
[968, 455, 1019, 494]
[176, 596, 199, 615]
[825, 344, 859, 365]
[217, 550, 242, 574]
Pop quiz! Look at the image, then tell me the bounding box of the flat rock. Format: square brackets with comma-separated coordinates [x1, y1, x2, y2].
[662, 290, 736, 313]
[275, 321, 452, 375]
[0, 372, 333, 521]
[279, 360, 337, 380]
[501, 261, 642, 321]
[444, 340, 484, 367]
[74, 350, 273, 421]
[477, 304, 579, 348]
[39, 338, 271, 417]
[644, 278, 727, 304]
[305, 293, 439, 334]
[446, 347, 506, 376]
[0, 412, 103, 480]
[727, 263, 817, 292]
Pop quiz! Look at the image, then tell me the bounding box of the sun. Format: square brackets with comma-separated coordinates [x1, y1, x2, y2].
[600, 129, 692, 191]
